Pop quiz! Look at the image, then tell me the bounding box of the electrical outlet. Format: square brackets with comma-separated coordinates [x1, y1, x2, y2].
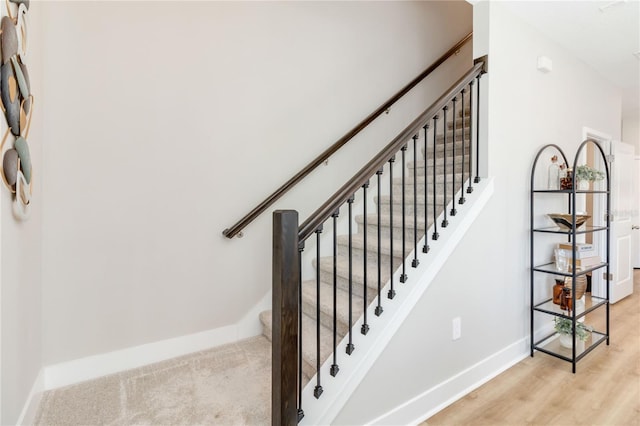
[452, 317, 461, 340]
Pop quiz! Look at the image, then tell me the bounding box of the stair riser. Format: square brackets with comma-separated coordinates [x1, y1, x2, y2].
[423, 139, 472, 154]
[401, 172, 466, 185]
[339, 234, 409, 259]
[391, 182, 463, 196]
[424, 141, 471, 155]
[377, 203, 450, 217]
[411, 163, 470, 176]
[360, 224, 429, 246]
[447, 120, 472, 130]
[343, 240, 407, 263]
[302, 298, 350, 338]
[335, 243, 403, 268]
[375, 195, 448, 206]
[316, 260, 393, 296]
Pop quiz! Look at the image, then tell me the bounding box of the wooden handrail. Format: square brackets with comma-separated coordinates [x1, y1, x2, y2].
[222, 32, 473, 239]
[298, 61, 484, 242]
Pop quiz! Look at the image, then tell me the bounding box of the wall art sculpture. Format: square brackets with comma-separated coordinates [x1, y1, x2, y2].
[0, 0, 33, 220]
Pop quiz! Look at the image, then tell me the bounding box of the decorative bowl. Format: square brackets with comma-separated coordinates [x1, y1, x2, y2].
[547, 213, 591, 230]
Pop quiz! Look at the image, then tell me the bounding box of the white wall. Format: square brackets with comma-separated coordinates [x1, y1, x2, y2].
[334, 2, 622, 423]
[1, 4, 44, 424]
[622, 110, 639, 152]
[40, 1, 473, 366]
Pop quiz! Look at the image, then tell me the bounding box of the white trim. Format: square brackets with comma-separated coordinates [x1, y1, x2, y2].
[16, 369, 44, 426]
[44, 292, 271, 390]
[582, 127, 612, 145]
[299, 178, 495, 425]
[582, 127, 612, 298]
[361, 307, 555, 425]
[372, 338, 529, 425]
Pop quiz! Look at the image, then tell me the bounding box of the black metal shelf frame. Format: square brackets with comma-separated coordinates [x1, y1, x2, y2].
[529, 141, 611, 373]
[532, 189, 609, 194]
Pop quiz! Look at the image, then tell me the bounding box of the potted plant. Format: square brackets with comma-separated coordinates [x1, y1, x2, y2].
[574, 165, 605, 190]
[554, 317, 592, 348]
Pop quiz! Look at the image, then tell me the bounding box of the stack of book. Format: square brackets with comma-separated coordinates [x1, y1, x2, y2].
[557, 242, 601, 268]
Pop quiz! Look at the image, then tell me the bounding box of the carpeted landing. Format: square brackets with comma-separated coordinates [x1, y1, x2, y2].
[34, 336, 271, 425]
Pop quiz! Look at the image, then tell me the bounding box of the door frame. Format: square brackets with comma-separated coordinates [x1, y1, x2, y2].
[634, 155, 640, 269]
[582, 127, 611, 298]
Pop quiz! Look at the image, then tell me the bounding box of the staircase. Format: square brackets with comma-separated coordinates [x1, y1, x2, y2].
[263, 104, 477, 410]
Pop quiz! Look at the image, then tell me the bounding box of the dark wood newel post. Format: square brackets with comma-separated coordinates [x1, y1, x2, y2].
[272, 210, 300, 426]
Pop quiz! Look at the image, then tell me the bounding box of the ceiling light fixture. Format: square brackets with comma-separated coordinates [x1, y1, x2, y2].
[599, 0, 628, 12]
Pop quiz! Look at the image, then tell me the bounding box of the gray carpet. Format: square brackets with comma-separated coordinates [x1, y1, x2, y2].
[34, 336, 271, 425]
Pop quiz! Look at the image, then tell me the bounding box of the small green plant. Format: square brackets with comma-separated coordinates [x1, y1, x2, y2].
[575, 165, 605, 182]
[554, 317, 592, 341]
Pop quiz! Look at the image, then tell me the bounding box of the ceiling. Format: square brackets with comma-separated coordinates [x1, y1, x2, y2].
[498, 0, 640, 117]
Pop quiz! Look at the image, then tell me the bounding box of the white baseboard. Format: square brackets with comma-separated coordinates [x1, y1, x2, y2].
[44, 291, 271, 390]
[371, 338, 529, 425]
[366, 308, 558, 424]
[17, 369, 44, 426]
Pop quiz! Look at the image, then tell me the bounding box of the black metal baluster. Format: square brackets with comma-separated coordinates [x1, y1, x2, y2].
[441, 106, 449, 228]
[432, 115, 439, 240]
[330, 210, 339, 377]
[375, 169, 384, 316]
[314, 227, 323, 399]
[346, 196, 355, 355]
[361, 182, 370, 335]
[412, 134, 420, 267]
[450, 97, 458, 216]
[467, 81, 474, 194]
[388, 156, 396, 299]
[400, 145, 408, 283]
[459, 89, 467, 205]
[297, 243, 304, 420]
[423, 124, 430, 253]
[474, 74, 481, 184]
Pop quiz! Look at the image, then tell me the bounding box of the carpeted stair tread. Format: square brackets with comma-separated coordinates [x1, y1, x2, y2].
[447, 119, 472, 130]
[400, 172, 466, 185]
[337, 233, 406, 259]
[334, 236, 403, 268]
[425, 137, 471, 152]
[419, 133, 471, 148]
[301, 280, 369, 337]
[375, 194, 449, 206]
[355, 213, 429, 232]
[314, 256, 395, 294]
[408, 154, 468, 171]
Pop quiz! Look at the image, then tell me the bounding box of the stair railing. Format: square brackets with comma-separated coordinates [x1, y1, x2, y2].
[273, 59, 487, 424]
[223, 33, 472, 239]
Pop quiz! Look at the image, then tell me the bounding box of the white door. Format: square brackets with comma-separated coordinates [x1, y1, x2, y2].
[608, 141, 635, 303]
[633, 156, 640, 269]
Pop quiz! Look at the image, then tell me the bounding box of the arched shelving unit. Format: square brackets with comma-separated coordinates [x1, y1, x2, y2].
[529, 140, 610, 373]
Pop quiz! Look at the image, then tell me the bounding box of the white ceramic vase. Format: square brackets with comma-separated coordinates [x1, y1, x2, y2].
[578, 180, 590, 190]
[559, 333, 573, 348]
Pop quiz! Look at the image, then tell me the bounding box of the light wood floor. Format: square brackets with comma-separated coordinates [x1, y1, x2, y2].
[424, 270, 640, 426]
